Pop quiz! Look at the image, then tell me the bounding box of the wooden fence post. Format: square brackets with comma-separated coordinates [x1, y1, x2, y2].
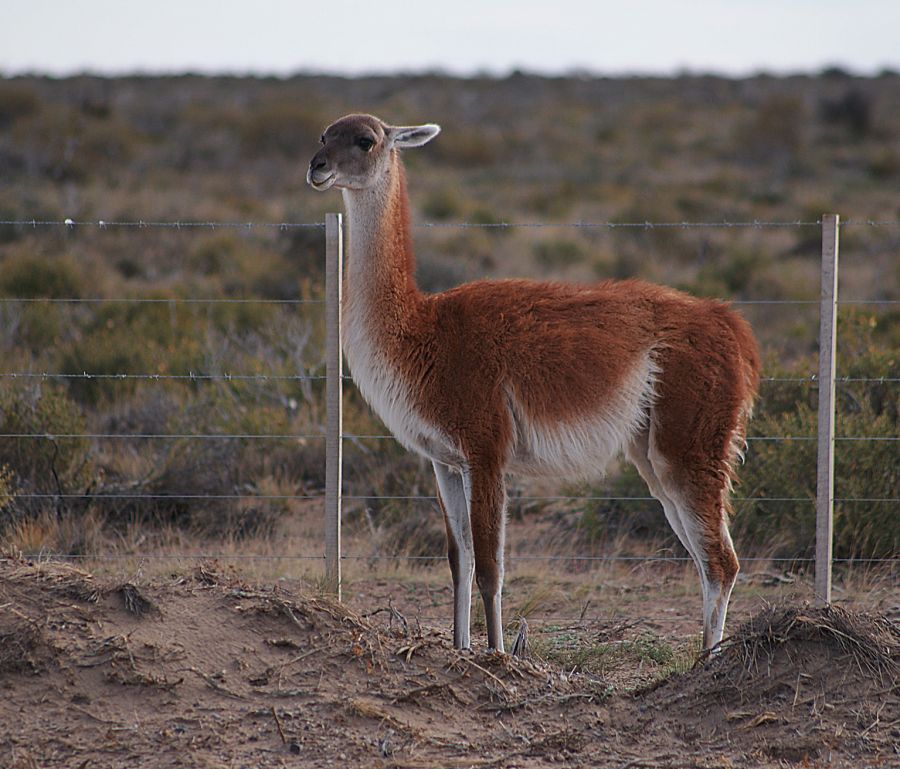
[324, 213, 343, 599]
[815, 214, 839, 607]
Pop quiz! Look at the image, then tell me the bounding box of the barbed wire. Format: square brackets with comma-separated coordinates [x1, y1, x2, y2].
[0, 371, 326, 382]
[346, 554, 896, 564]
[0, 371, 896, 384]
[0, 432, 326, 440]
[0, 297, 324, 305]
[342, 433, 897, 443]
[11, 492, 897, 504]
[0, 219, 325, 230]
[18, 551, 896, 564]
[739, 299, 899, 305]
[0, 432, 895, 442]
[2, 218, 899, 230]
[0, 296, 897, 308]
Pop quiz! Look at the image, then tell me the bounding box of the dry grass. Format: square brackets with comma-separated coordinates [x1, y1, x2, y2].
[0, 611, 45, 674]
[717, 602, 899, 684]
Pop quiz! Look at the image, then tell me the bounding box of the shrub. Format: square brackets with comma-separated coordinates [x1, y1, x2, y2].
[70, 118, 142, 177]
[819, 89, 872, 138]
[344, 448, 444, 560]
[15, 304, 65, 351]
[430, 127, 501, 167]
[735, 394, 897, 559]
[868, 148, 900, 180]
[0, 82, 39, 128]
[736, 95, 806, 165]
[0, 383, 94, 528]
[280, 226, 326, 293]
[239, 103, 324, 158]
[734, 312, 898, 558]
[187, 232, 240, 276]
[574, 463, 670, 549]
[0, 252, 84, 299]
[415, 254, 470, 293]
[0, 205, 22, 245]
[533, 239, 584, 270]
[57, 302, 203, 405]
[693, 247, 777, 299]
[90, 385, 328, 538]
[0, 464, 14, 511]
[422, 189, 464, 221]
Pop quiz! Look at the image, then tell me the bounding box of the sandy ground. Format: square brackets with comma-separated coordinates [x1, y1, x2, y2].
[1, 554, 898, 769]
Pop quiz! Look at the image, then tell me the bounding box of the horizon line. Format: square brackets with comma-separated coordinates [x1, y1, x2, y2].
[3, 62, 899, 82]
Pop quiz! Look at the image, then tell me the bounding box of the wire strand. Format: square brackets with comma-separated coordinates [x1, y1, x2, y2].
[2, 432, 893, 442]
[342, 434, 896, 443]
[0, 219, 324, 230]
[0, 371, 896, 384]
[18, 552, 896, 564]
[11, 492, 896, 504]
[0, 297, 324, 305]
[2, 218, 898, 230]
[0, 433, 325, 440]
[0, 372, 326, 382]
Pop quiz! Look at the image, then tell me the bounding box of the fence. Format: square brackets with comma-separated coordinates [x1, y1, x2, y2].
[0, 214, 897, 612]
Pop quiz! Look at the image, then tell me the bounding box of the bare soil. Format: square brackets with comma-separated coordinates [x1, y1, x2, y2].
[1, 554, 897, 769]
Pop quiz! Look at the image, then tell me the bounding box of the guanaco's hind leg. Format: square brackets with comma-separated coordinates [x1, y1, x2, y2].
[433, 462, 475, 650]
[627, 425, 740, 651]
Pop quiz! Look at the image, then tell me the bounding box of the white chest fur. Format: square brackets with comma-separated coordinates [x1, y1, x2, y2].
[342, 299, 461, 467]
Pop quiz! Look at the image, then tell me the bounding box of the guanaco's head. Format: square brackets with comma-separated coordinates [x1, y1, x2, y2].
[307, 114, 440, 192]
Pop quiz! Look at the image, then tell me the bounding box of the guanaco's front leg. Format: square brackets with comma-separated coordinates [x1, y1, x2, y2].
[433, 462, 475, 649]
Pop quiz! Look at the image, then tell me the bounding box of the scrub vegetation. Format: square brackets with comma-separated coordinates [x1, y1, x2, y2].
[0, 71, 897, 561]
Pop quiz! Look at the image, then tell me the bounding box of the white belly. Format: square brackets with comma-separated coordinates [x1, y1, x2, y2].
[505, 353, 658, 479]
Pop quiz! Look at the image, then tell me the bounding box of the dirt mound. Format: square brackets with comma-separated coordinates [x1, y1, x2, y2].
[631, 604, 900, 765]
[1, 554, 897, 768]
[0, 555, 606, 768]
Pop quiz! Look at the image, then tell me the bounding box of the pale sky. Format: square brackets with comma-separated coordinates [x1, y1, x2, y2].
[2, 0, 898, 77]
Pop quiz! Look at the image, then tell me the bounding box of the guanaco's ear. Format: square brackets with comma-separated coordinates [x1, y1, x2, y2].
[389, 123, 441, 148]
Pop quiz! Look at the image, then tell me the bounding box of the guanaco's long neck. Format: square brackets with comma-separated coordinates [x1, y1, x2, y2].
[341, 152, 423, 334]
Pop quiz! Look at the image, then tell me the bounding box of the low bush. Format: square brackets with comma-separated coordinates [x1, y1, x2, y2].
[239, 102, 324, 158]
[0, 383, 94, 528]
[92, 384, 328, 537]
[0, 252, 85, 299]
[57, 302, 206, 405]
[819, 88, 872, 139]
[533, 238, 585, 270]
[0, 464, 14, 511]
[430, 126, 502, 168]
[0, 82, 39, 128]
[735, 313, 898, 558]
[343, 447, 444, 561]
[422, 189, 465, 221]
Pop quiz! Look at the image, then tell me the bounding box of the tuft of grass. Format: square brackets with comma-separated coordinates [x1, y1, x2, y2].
[509, 582, 568, 620]
[528, 628, 680, 677]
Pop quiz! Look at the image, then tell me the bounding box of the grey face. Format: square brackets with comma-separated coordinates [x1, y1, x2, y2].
[306, 114, 391, 192]
[307, 114, 441, 192]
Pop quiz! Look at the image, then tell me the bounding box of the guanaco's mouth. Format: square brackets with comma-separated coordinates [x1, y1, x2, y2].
[307, 172, 336, 191]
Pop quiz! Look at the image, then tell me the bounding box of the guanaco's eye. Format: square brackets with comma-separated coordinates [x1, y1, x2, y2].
[357, 136, 374, 151]
[319, 134, 325, 145]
